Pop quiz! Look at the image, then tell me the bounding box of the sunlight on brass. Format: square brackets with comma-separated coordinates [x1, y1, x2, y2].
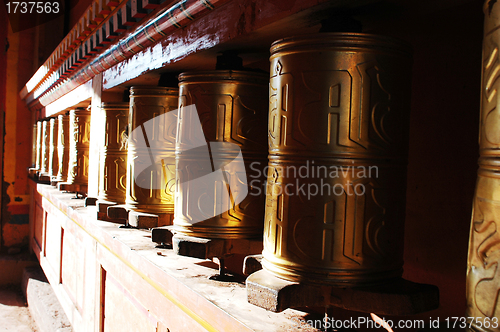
[98, 103, 128, 204]
[66, 108, 91, 186]
[126, 86, 178, 215]
[35, 121, 42, 170]
[466, 2, 500, 331]
[261, 33, 413, 286]
[31, 123, 37, 168]
[174, 71, 268, 239]
[48, 118, 59, 178]
[39, 120, 50, 176]
[56, 114, 70, 183]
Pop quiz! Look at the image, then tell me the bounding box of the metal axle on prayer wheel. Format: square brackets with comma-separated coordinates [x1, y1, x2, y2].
[55, 113, 70, 185]
[58, 108, 90, 195]
[48, 118, 59, 181]
[95, 103, 129, 220]
[109, 86, 178, 227]
[466, 2, 500, 331]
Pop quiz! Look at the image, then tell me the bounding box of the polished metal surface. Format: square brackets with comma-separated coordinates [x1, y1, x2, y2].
[66, 108, 91, 186]
[98, 103, 129, 204]
[466, 2, 500, 331]
[261, 33, 413, 286]
[56, 114, 70, 182]
[48, 118, 59, 178]
[39, 120, 50, 175]
[126, 86, 179, 215]
[35, 121, 42, 171]
[31, 123, 37, 168]
[174, 70, 268, 239]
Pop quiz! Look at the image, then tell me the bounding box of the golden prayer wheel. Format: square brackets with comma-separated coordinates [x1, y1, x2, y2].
[31, 123, 37, 168]
[98, 103, 128, 204]
[56, 113, 70, 182]
[126, 86, 178, 215]
[466, 2, 500, 330]
[35, 121, 42, 171]
[261, 33, 413, 286]
[39, 120, 50, 175]
[66, 108, 90, 186]
[173, 71, 268, 239]
[48, 118, 59, 178]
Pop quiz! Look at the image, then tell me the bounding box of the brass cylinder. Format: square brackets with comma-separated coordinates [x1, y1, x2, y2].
[66, 108, 90, 186]
[56, 114, 70, 182]
[31, 123, 37, 168]
[98, 103, 128, 204]
[39, 120, 51, 175]
[261, 33, 413, 286]
[126, 86, 178, 215]
[35, 121, 42, 171]
[174, 71, 268, 239]
[466, 3, 500, 331]
[48, 118, 59, 178]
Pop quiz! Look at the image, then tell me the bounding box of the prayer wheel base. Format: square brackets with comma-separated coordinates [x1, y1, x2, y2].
[106, 205, 173, 228]
[107, 204, 128, 220]
[96, 201, 125, 223]
[246, 269, 439, 315]
[84, 199, 126, 224]
[84, 197, 98, 206]
[243, 254, 263, 276]
[28, 168, 39, 179]
[38, 173, 52, 184]
[57, 182, 88, 195]
[129, 211, 172, 228]
[166, 233, 262, 260]
[151, 227, 173, 247]
[50, 178, 62, 187]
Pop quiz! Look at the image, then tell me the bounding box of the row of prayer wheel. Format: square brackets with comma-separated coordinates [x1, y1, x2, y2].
[30, 32, 413, 287]
[31, 110, 77, 184]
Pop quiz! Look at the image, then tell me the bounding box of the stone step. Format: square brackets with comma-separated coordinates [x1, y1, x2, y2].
[22, 266, 73, 332]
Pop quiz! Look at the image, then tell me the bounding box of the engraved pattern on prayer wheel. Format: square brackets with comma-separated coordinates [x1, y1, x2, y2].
[40, 120, 50, 175]
[261, 33, 413, 286]
[31, 123, 37, 168]
[98, 103, 129, 204]
[36, 121, 42, 171]
[48, 118, 59, 177]
[126, 86, 178, 215]
[56, 114, 70, 182]
[66, 109, 91, 186]
[466, 2, 500, 330]
[174, 71, 268, 239]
